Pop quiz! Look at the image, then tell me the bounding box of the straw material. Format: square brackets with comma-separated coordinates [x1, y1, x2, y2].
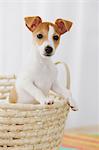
[0, 62, 70, 150]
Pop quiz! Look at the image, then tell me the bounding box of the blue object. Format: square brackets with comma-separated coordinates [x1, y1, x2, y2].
[60, 147, 78, 150]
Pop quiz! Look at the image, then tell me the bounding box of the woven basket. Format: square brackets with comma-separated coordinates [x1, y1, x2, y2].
[0, 62, 70, 150]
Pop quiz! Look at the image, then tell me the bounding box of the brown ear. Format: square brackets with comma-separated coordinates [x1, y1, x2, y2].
[24, 16, 42, 32]
[55, 19, 73, 35]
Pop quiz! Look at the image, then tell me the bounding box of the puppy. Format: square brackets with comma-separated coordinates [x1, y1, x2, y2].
[10, 16, 77, 110]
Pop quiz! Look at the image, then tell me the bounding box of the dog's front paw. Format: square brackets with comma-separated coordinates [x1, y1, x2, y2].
[40, 98, 54, 105]
[45, 98, 54, 105]
[67, 97, 78, 111]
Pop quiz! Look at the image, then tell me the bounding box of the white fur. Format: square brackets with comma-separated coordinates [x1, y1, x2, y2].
[48, 26, 55, 50]
[16, 25, 77, 109]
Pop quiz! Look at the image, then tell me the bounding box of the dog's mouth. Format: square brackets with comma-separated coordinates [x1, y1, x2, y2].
[43, 53, 53, 57]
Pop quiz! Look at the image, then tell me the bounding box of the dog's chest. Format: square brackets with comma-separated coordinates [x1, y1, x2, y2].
[34, 64, 57, 94]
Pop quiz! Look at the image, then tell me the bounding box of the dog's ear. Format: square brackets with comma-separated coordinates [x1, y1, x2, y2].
[24, 16, 42, 32]
[55, 19, 73, 35]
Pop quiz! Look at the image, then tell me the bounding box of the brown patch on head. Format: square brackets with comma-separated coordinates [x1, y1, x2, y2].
[32, 23, 49, 46]
[52, 27, 60, 49]
[32, 22, 60, 48]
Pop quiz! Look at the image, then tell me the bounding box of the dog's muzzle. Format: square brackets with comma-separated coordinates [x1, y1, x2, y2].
[44, 46, 53, 56]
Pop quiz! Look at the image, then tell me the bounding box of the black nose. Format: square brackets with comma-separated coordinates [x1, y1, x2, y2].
[45, 46, 53, 54]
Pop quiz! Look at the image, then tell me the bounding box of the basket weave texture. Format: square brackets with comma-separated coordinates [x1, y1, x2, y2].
[0, 66, 70, 150]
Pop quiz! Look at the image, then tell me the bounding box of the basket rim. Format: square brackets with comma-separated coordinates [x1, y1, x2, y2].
[0, 99, 69, 111]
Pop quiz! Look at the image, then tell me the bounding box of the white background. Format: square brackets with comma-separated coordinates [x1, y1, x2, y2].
[0, 0, 98, 128]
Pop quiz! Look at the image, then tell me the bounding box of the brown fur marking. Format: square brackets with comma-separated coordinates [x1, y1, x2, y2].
[32, 22, 60, 48]
[9, 86, 17, 103]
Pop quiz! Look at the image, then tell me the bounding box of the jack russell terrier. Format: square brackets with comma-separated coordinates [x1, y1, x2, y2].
[9, 16, 77, 111]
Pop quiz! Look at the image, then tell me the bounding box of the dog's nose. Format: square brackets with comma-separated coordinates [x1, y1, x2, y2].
[45, 46, 53, 54]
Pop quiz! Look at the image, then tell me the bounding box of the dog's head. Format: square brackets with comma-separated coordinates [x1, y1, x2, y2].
[24, 16, 73, 58]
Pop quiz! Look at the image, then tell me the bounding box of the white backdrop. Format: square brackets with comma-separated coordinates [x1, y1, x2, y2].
[0, 0, 98, 128]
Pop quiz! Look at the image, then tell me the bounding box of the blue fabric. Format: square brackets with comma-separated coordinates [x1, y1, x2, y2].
[60, 147, 78, 150]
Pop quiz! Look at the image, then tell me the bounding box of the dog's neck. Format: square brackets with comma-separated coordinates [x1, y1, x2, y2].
[23, 44, 52, 69]
[35, 49, 50, 63]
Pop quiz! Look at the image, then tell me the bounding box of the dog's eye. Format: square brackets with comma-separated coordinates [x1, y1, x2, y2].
[53, 35, 59, 41]
[37, 34, 43, 39]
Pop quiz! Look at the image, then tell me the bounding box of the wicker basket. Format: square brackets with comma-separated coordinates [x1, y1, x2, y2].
[0, 62, 70, 150]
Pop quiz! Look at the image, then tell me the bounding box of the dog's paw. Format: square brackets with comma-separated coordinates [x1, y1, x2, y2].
[68, 102, 78, 111]
[67, 97, 78, 111]
[45, 98, 54, 105]
[40, 98, 54, 105]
